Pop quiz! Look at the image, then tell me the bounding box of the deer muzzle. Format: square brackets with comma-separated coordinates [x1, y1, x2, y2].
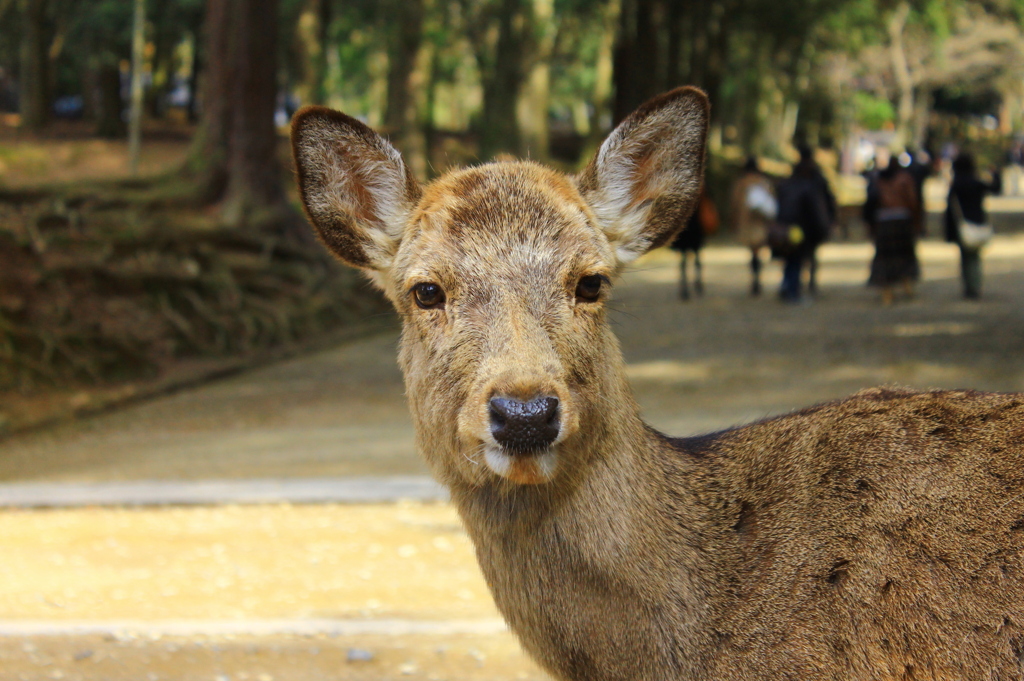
[488, 395, 560, 454]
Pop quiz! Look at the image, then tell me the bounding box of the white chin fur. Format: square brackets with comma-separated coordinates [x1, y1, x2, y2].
[484, 445, 559, 482]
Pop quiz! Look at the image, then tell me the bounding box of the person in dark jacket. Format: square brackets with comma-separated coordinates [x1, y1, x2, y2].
[944, 152, 1001, 299]
[798, 146, 836, 294]
[864, 156, 924, 304]
[670, 189, 717, 300]
[773, 149, 833, 303]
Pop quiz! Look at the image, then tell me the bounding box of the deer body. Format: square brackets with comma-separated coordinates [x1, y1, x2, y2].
[292, 88, 1024, 680]
[457, 389, 1024, 680]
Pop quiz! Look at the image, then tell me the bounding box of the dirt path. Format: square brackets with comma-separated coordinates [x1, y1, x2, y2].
[0, 502, 547, 681]
[1, 235, 1023, 483]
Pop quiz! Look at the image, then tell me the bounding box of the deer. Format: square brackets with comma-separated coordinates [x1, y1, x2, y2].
[291, 87, 1024, 680]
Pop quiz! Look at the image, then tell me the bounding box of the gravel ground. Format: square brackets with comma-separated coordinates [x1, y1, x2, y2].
[0, 631, 545, 681]
[0, 503, 547, 680]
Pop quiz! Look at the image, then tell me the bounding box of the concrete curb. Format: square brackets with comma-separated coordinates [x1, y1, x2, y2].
[0, 476, 447, 508]
[0, 618, 507, 637]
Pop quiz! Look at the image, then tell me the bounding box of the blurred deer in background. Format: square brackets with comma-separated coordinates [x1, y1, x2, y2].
[292, 87, 1024, 681]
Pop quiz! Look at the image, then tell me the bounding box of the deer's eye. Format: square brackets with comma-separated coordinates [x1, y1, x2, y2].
[413, 282, 445, 309]
[575, 275, 605, 302]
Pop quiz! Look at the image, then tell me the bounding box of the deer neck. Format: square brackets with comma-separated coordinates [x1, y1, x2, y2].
[444, 364, 716, 680]
[447, 359, 706, 600]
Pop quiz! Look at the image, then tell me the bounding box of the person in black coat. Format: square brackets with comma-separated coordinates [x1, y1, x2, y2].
[773, 149, 833, 303]
[670, 189, 716, 300]
[944, 153, 1001, 299]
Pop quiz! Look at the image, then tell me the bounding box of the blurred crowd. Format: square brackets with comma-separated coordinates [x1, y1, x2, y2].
[674, 144, 1013, 305]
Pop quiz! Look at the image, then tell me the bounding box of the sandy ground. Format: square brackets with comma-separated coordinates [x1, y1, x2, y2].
[0, 631, 545, 681]
[0, 503, 547, 681]
[1, 233, 1023, 679]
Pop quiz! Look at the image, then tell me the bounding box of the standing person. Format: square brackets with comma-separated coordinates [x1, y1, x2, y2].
[772, 151, 832, 303]
[795, 146, 836, 295]
[864, 156, 924, 305]
[945, 152, 1001, 299]
[671, 188, 718, 300]
[730, 156, 776, 296]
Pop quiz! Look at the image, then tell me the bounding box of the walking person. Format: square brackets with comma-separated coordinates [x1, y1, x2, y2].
[730, 156, 776, 296]
[945, 152, 1001, 299]
[796, 146, 836, 295]
[772, 151, 832, 304]
[671, 188, 718, 300]
[864, 156, 924, 305]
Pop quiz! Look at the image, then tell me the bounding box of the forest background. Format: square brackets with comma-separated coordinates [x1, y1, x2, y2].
[0, 0, 1023, 430]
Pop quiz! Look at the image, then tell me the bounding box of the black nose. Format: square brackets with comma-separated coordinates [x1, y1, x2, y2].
[489, 396, 560, 454]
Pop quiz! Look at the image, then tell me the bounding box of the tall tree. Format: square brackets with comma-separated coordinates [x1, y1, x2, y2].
[587, 0, 619, 146]
[294, 0, 331, 107]
[383, 0, 429, 177]
[516, 0, 556, 161]
[220, 0, 289, 229]
[182, 0, 231, 200]
[182, 0, 297, 235]
[612, 0, 662, 124]
[465, 0, 528, 159]
[18, 0, 51, 131]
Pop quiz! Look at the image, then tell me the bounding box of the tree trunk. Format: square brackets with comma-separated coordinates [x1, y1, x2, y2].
[221, 0, 290, 231]
[19, 0, 50, 132]
[636, 0, 661, 93]
[516, 0, 556, 162]
[127, 0, 146, 176]
[738, 38, 768, 154]
[183, 0, 231, 200]
[911, 85, 930, 150]
[384, 0, 424, 133]
[181, 0, 297, 238]
[383, 0, 429, 178]
[664, 0, 685, 89]
[477, 0, 526, 159]
[146, 33, 175, 120]
[186, 29, 201, 123]
[585, 0, 620, 152]
[687, 1, 707, 89]
[94, 61, 126, 139]
[703, 1, 728, 150]
[296, 0, 331, 106]
[612, 0, 660, 124]
[888, 2, 914, 149]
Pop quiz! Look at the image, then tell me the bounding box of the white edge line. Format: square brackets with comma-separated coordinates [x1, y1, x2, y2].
[0, 618, 508, 637]
[0, 476, 449, 508]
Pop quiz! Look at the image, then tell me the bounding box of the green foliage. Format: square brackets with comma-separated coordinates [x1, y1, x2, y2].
[5, 0, 1023, 168]
[853, 91, 896, 129]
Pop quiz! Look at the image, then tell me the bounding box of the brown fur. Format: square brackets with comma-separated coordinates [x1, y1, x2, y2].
[292, 88, 1024, 680]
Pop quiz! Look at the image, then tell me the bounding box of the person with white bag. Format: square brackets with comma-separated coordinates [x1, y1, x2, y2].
[730, 156, 777, 296]
[944, 152, 1001, 300]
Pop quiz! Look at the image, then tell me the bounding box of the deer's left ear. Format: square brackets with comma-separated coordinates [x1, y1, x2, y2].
[575, 87, 709, 264]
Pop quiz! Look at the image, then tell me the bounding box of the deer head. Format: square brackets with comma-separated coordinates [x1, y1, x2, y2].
[292, 88, 708, 489]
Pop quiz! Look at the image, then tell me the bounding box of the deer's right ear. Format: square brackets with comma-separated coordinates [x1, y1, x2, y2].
[575, 87, 709, 264]
[291, 106, 421, 275]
